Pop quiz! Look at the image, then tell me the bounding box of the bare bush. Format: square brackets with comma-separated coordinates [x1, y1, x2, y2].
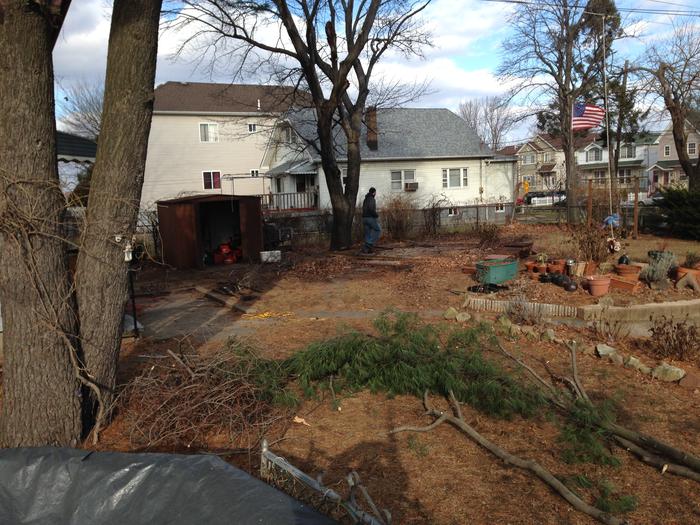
[119, 342, 294, 449]
[592, 312, 630, 345]
[648, 316, 700, 364]
[382, 193, 415, 240]
[572, 227, 608, 262]
[472, 223, 500, 248]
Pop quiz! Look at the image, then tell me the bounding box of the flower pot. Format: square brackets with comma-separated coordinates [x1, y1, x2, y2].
[676, 267, 700, 281]
[524, 261, 537, 273]
[534, 264, 547, 274]
[462, 266, 477, 275]
[609, 276, 640, 293]
[586, 275, 611, 297]
[583, 261, 598, 277]
[614, 264, 642, 280]
[547, 262, 565, 274]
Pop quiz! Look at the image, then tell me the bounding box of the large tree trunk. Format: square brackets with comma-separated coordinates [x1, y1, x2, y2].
[560, 100, 580, 224]
[74, 0, 162, 420]
[668, 107, 700, 192]
[0, 2, 82, 446]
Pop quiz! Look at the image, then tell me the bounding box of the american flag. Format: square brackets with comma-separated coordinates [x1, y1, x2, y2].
[572, 103, 605, 131]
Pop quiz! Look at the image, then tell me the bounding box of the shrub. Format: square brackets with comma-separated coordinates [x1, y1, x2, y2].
[471, 222, 500, 247]
[381, 193, 415, 240]
[657, 188, 700, 240]
[648, 315, 700, 364]
[640, 251, 675, 284]
[572, 226, 608, 262]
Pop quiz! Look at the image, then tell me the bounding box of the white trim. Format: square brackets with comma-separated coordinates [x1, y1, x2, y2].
[155, 110, 279, 117]
[663, 145, 671, 157]
[248, 123, 257, 133]
[390, 168, 415, 191]
[442, 167, 469, 189]
[199, 122, 219, 143]
[202, 169, 222, 190]
[688, 142, 697, 156]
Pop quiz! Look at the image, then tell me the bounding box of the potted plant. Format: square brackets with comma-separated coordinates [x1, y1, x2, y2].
[534, 253, 547, 274]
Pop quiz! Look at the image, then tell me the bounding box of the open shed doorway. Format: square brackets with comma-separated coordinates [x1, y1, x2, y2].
[200, 200, 241, 255]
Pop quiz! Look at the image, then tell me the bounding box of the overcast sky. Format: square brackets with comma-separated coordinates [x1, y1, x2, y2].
[52, 0, 689, 144]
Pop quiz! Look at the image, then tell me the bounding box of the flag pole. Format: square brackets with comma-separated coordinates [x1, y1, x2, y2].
[601, 15, 614, 220]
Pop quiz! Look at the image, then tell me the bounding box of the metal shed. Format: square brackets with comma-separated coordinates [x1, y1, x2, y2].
[157, 194, 264, 269]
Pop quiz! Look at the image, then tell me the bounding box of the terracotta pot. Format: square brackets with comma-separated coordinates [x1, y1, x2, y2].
[524, 260, 537, 273]
[614, 264, 642, 277]
[677, 267, 700, 280]
[609, 276, 640, 293]
[547, 263, 565, 274]
[534, 264, 547, 274]
[586, 275, 611, 297]
[583, 261, 598, 276]
[462, 266, 477, 275]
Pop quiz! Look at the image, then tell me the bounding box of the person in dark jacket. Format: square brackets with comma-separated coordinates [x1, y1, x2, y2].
[361, 187, 381, 253]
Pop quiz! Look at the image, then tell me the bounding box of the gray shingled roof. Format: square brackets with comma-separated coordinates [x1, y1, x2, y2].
[153, 82, 310, 114]
[286, 107, 493, 160]
[57, 131, 97, 161]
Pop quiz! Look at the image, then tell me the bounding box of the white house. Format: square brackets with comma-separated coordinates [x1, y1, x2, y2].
[646, 120, 699, 192]
[575, 133, 659, 192]
[140, 82, 305, 209]
[262, 107, 516, 212]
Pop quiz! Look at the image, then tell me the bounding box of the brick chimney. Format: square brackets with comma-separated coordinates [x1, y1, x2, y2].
[366, 107, 378, 151]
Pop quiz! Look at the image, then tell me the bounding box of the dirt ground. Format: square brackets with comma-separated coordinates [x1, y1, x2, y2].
[103, 225, 700, 524]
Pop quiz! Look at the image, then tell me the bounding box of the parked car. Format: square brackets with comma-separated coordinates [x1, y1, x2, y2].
[621, 192, 664, 207]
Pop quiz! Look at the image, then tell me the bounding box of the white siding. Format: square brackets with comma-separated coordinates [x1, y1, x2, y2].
[315, 158, 514, 209]
[141, 114, 275, 209]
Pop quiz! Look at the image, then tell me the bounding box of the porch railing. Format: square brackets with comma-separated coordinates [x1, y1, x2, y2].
[258, 191, 318, 212]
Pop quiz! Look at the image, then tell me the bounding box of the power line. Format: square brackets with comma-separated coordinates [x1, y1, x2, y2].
[478, 0, 700, 17]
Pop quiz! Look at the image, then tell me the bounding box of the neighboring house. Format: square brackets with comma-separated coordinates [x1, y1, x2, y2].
[140, 82, 305, 209]
[499, 133, 596, 194]
[576, 133, 659, 192]
[646, 120, 700, 192]
[263, 107, 517, 212]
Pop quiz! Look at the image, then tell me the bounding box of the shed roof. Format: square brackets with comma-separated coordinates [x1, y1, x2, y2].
[153, 82, 310, 114]
[287, 107, 493, 161]
[156, 194, 261, 205]
[57, 131, 97, 162]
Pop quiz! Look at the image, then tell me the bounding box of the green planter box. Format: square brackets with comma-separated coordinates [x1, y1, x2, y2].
[475, 259, 518, 285]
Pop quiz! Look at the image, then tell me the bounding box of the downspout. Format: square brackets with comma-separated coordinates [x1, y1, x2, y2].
[479, 159, 484, 203]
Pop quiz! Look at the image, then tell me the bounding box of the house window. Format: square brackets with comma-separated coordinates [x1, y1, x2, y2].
[542, 152, 551, 162]
[248, 123, 257, 133]
[593, 169, 605, 185]
[390, 169, 415, 190]
[442, 168, 468, 188]
[664, 145, 671, 157]
[586, 148, 602, 162]
[620, 145, 636, 159]
[689, 143, 697, 156]
[275, 178, 282, 193]
[203, 170, 221, 190]
[495, 202, 505, 213]
[250, 169, 259, 177]
[447, 207, 460, 217]
[199, 123, 219, 143]
[283, 126, 297, 143]
[522, 153, 535, 165]
[617, 168, 632, 185]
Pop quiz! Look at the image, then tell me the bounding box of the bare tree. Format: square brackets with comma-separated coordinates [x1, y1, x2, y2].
[0, 0, 162, 446]
[458, 96, 516, 151]
[59, 81, 104, 140]
[638, 22, 700, 192]
[172, 0, 432, 249]
[499, 0, 621, 222]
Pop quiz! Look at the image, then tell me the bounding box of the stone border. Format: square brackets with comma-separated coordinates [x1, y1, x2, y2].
[463, 295, 700, 322]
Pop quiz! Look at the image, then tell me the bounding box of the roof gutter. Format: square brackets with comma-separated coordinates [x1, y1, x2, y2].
[153, 110, 280, 117]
